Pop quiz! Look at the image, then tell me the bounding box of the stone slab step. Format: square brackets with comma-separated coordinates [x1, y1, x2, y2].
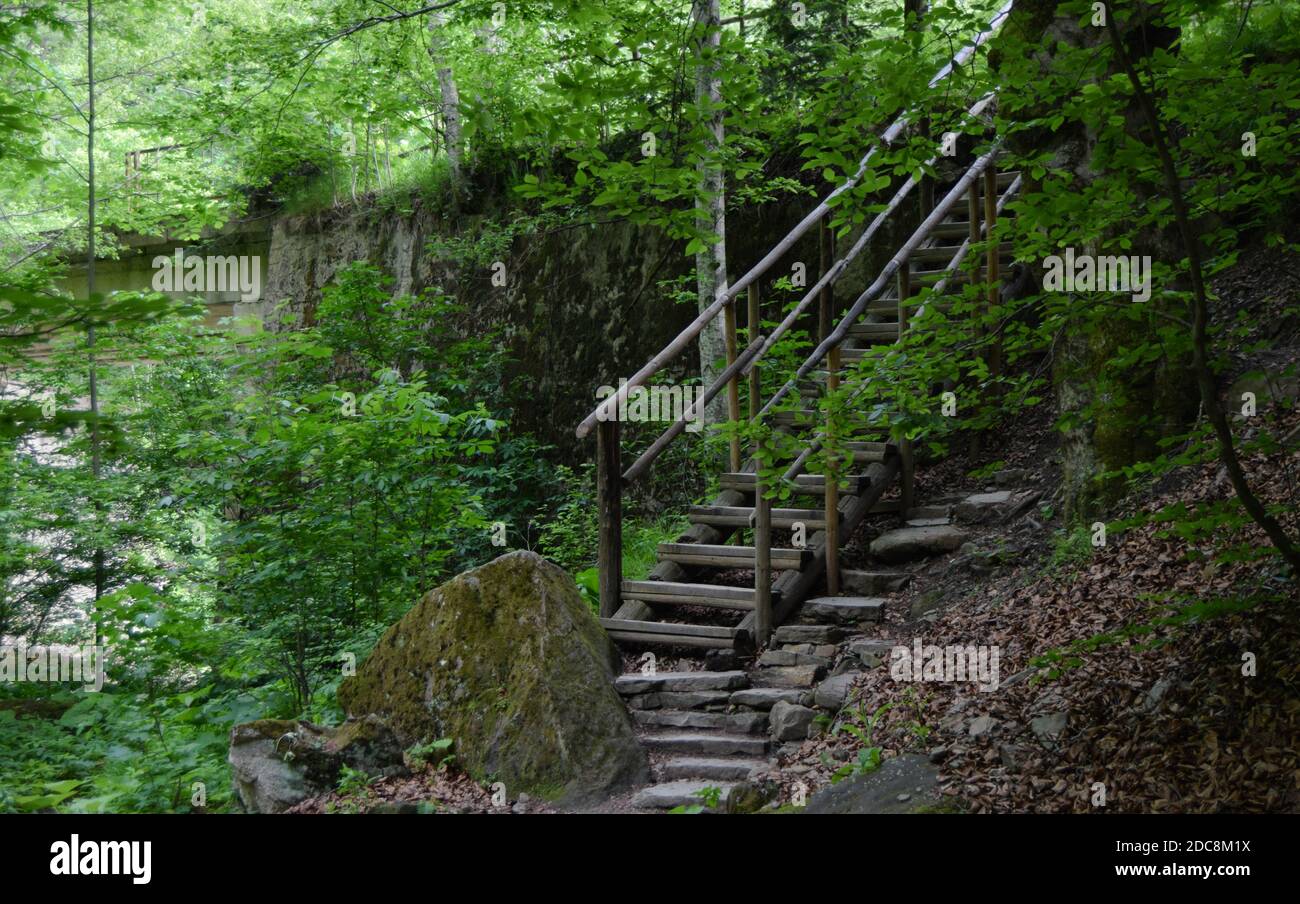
[615, 670, 748, 696]
[803, 596, 886, 625]
[757, 649, 833, 669]
[749, 664, 825, 688]
[624, 690, 733, 711]
[868, 525, 968, 563]
[772, 624, 844, 645]
[631, 709, 768, 733]
[660, 757, 769, 782]
[631, 780, 736, 811]
[640, 732, 769, 756]
[904, 517, 951, 527]
[730, 687, 814, 709]
[841, 570, 913, 594]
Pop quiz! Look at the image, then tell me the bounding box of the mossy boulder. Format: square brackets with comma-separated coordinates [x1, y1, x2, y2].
[337, 550, 648, 805]
[228, 714, 406, 813]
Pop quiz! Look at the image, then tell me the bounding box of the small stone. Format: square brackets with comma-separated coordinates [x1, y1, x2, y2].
[813, 673, 858, 711]
[928, 746, 949, 763]
[968, 715, 998, 738]
[896, 792, 911, 803]
[1030, 711, 1068, 741]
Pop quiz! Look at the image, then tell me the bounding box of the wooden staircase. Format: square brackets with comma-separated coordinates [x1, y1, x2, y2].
[574, 3, 1020, 658]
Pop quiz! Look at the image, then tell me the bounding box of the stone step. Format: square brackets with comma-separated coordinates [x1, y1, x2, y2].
[841, 570, 913, 594]
[868, 525, 968, 563]
[904, 517, 951, 527]
[803, 596, 886, 625]
[640, 732, 769, 757]
[624, 690, 733, 711]
[772, 624, 844, 645]
[730, 687, 814, 710]
[907, 504, 953, 519]
[631, 780, 736, 811]
[660, 757, 768, 782]
[757, 649, 833, 669]
[749, 664, 825, 688]
[631, 709, 768, 734]
[615, 670, 748, 696]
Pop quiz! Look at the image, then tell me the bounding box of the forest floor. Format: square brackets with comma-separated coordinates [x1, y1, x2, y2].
[760, 240, 1300, 813]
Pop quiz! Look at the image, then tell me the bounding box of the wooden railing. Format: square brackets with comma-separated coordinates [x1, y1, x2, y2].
[579, 1, 1017, 635]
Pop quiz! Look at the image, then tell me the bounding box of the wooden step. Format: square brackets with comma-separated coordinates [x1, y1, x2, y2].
[844, 322, 900, 344]
[771, 408, 819, 427]
[621, 580, 775, 610]
[912, 241, 1012, 263]
[688, 504, 827, 530]
[600, 618, 738, 648]
[719, 472, 867, 495]
[657, 542, 811, 570]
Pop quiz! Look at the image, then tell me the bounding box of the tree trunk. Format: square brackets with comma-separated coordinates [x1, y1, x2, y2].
[991, 0, 1197, 518]
[692, 0, 728, 415]
[427, 13, 463, 205]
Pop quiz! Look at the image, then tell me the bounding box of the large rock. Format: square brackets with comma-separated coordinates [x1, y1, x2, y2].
[337, 551, 648, 805]
[228, 715, 405, 814]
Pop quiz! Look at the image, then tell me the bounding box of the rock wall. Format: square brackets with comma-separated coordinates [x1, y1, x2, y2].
[258, 192, 901, 457]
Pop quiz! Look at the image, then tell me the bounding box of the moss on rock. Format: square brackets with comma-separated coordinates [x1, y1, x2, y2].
[337, 550, 648, 805]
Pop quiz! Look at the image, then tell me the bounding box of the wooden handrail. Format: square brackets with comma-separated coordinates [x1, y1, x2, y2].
[758, 143, 1005, 418]
[574, 1, 1013, 440]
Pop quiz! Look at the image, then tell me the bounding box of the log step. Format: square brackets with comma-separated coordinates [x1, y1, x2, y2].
[657, 542, 811, 570]
[719, 472, 867, 495]
[600, 618, 739, 649]
[688, 504, 827, 530]
[621, 580, 775, 610]
[845, 322, 900, 344]
[911, 241, 1012, 263]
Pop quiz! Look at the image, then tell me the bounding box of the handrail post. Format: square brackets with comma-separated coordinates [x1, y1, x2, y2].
[819, 215, 840, 595]
[754, 467, 772, 646]
[983, 167, 1002, 381]
[596, 419, 622, 619]
[724, 296, 742, 472]
[747, 284, 761, 424]
[897, 257, 915, 516]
